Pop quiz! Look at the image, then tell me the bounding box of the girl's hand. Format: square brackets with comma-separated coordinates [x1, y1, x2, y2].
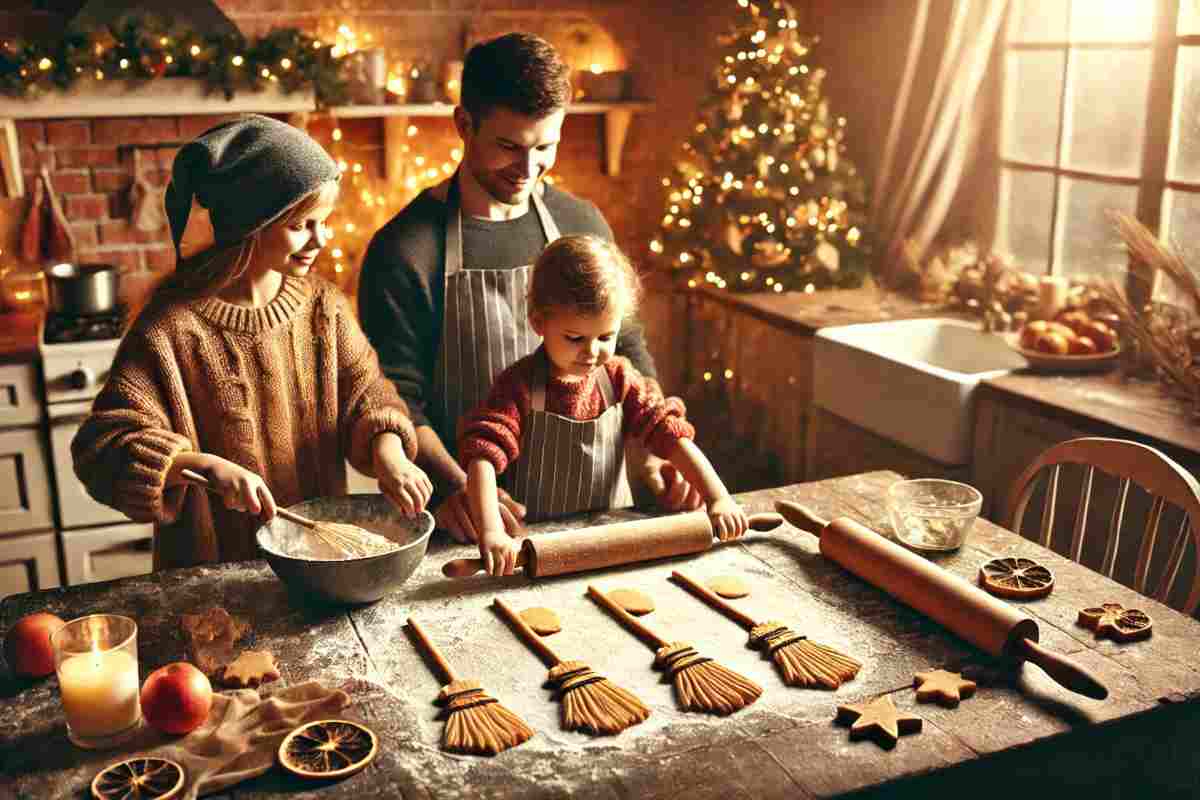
[198, 455, 277, 520]
[478, 529, 520, 576]
[373, 433, 434, 515]
[708, 496, 749, 541]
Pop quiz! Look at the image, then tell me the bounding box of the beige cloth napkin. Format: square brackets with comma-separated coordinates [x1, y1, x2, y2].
[146, 680, 351, 799]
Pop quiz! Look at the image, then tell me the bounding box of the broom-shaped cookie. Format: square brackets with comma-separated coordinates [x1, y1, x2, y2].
[586, 584, 762, 715]
[670, 570, 861, 689]
[406, 617, 534, 755]
[492, 598, 651, 735]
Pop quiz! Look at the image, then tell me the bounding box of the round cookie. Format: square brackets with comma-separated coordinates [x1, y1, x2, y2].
[519, 606, 562, 636]
[707, 575, 750, 599]
[609, 588, 655, 615]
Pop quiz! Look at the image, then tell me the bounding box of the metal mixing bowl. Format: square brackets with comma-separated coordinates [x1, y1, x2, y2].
[256, 495, 434, 604]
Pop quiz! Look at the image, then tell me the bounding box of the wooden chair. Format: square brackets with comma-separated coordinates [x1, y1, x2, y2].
[1005, 437, 1200, 616]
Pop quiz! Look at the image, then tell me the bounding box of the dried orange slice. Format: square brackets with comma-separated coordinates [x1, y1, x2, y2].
[91, 756, 184, 800]
[1078, 603, 1153, 642]
[978, 557, 1055, 599]
[278, 719, 378, 780]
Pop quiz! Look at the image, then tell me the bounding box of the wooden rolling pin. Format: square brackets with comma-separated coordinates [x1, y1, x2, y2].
[442, 511, 782, 578]
[775, 500, 1107, 700]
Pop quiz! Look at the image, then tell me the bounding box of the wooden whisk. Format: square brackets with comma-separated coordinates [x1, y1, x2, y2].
[180, 468, 398, 558]
[586, 584, 762, 715]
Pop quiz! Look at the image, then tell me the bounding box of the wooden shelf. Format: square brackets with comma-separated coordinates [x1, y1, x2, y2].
[0, 81, 653, 195]
[327, 100, 654, 178]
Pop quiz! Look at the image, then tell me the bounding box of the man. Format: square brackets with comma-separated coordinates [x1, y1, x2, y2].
[359, 32, 700, 541]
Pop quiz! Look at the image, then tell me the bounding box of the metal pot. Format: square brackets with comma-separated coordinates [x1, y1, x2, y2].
[45, 262, 119, 315]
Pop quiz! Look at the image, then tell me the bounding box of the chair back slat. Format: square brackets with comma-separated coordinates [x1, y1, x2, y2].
[1069, 466, 1095, 562]
[1038, 464, 1061, 547]
[1005, 437, 1200, 616]
[1101, 478, 1131, 579]
[1134, 496, 1165, 596]
[1155, 518, 1191, 606]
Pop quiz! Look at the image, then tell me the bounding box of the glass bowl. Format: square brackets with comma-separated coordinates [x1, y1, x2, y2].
[887, 479, 982, 552]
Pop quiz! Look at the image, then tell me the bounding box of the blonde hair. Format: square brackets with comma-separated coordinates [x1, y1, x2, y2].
[528, 235, 641, 321]
[131, 180, 339, 326]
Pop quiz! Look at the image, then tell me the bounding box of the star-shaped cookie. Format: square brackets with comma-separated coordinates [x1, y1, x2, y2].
[913, 669, 977, 707]
[219, 650, 281, 688]
[1077, 603, 1153, 642]
[835, 695, 922, 749]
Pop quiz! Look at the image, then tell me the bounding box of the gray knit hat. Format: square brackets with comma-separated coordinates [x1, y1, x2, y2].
[165, 114, 340, 258]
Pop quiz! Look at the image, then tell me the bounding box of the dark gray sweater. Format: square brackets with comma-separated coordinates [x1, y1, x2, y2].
[358, 183, 657, 430]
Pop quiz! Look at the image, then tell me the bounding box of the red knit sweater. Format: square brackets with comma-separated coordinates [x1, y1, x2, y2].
[458, 350, 695, 475]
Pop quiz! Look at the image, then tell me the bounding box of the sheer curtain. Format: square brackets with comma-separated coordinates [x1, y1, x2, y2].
[871, 0, 1011, 280]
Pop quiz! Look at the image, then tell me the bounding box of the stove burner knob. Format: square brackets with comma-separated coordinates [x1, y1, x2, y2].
[68, 367, 96, 391]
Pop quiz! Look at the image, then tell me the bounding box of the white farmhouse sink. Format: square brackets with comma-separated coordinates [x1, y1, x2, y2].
[813, 318, 1028, 465]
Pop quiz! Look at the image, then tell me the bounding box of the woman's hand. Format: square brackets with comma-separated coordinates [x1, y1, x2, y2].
[434, 488, 525, 544]
[707, 496, 749, 541]
[373, 433, 434, 515]
[478, 529, 520, 576]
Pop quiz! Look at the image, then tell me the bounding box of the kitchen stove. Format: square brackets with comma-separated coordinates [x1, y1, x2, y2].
[37, 308, 154, 585]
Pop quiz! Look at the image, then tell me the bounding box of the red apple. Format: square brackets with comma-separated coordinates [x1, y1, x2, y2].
[140, 662, 213, 735]
[4, 612, 65, 678]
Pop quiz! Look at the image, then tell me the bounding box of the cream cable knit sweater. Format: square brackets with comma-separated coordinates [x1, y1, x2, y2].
[72, 274, 417, 571]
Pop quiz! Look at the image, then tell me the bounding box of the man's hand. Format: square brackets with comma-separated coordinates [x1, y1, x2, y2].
[435, 487, 526, 543]
[641, 458, 704, 512]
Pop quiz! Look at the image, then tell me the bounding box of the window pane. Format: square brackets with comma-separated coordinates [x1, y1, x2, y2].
[1062, 48, 1150, 176]
[1180, 0, 1200, 34]
[997, 169, 1055, 274]
[1010, 0, 1069, 42]
[1161, 190, 1200, 305]
[1056, 177, 1137, 276]
[1070, 0, 1155, 42]
[1168, 47, 1200, 182]
[1003, 51, 1065, 164]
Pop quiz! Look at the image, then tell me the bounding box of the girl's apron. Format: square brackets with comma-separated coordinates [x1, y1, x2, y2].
[505, 349, 634, 521]
[432, 174, 558, 445]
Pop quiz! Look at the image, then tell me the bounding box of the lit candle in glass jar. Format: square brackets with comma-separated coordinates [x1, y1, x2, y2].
[52, 614, 142, 748]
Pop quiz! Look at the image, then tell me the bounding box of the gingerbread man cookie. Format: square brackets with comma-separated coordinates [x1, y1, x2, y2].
[1077, 603, 1153, 642]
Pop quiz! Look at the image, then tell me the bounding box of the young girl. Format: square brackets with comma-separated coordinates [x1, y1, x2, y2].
[72, 114, 432, 571]
[459, 234, 748, 575]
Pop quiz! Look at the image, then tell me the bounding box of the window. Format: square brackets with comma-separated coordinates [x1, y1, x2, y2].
[996, 0, 1200, 284]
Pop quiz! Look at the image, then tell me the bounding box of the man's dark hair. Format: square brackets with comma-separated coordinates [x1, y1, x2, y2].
[461, 33, 572, 126]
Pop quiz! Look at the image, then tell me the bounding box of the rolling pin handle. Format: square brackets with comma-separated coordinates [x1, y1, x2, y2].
[774, 500, 829, 536]
[1017, 637, 1108, 700]
[746, 511, 784, 532]
[442, 549, 527, 579]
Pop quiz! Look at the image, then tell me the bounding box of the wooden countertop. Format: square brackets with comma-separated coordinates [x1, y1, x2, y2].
[980, 370, 1200, 456]
[4, 474, 1199, 799]
[697, 285, 953, 334]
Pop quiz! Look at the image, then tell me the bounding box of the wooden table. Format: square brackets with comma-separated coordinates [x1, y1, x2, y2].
[3, 472, 1199, 799]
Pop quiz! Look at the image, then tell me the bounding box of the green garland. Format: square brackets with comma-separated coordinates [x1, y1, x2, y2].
[0, 15, 349, 107]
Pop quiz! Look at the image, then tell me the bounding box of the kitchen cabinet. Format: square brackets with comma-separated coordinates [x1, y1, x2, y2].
[60, 522, 152, 587]
[0, 363, 42, 427]
[0, 530, 58, 599]
[806, 406, 970, 484]
[0, 426, 54, 535]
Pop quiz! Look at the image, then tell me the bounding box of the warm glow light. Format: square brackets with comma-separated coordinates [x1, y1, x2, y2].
[590, 63, 603, 74]
[280, 58, 292, 70]
[332, 128, 343, 141]
[190, 45, 201, 56]
[119, 58, 129, 69]
[231, 55, 244, 66]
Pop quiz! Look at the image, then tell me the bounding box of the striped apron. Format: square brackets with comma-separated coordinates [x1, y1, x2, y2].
[431, 174, 558, 446]
[505, 349, 634, 521]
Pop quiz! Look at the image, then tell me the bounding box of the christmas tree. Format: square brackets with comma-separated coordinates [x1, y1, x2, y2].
[650, 0, 871, 294]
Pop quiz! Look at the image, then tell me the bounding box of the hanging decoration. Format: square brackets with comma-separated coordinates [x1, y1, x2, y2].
[0, 15, 349, 106]
[648, 0, 872, 294]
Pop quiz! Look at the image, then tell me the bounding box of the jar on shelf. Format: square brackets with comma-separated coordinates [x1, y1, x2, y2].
[0, 262, 46, 312]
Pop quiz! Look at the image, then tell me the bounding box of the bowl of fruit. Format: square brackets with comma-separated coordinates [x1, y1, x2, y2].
[1010, 310, 1121, 372]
